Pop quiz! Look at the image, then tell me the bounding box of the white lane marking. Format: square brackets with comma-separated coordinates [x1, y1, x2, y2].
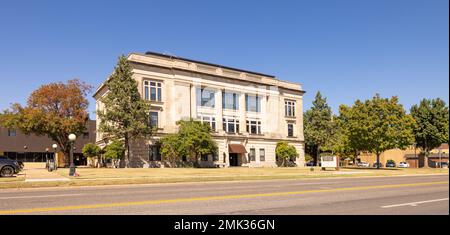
[0, 193, 83, 200]
[381, 198, 449, 208]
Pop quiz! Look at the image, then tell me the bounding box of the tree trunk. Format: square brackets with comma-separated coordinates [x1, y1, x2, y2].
[424, 151, 429, 168]
[315, 145, 320, 166]
[195, 153, 200, 167]
[124, 135, 130, 168]
[376, 153, 380, 169]
[64, 149, 71, 168]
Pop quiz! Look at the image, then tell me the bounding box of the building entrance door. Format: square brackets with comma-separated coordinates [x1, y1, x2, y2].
[229, 153, 239, 166]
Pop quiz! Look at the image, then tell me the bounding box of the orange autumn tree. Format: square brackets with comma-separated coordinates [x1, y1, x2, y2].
[0, 79, 92, 165]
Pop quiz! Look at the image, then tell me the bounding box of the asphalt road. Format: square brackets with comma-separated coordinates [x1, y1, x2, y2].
[0, 174, 448, 215]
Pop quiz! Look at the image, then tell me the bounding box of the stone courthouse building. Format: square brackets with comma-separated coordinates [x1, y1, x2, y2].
[94, 52, 305, 168]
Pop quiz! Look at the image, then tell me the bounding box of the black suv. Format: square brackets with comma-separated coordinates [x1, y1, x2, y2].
[0, 156, 22, 177]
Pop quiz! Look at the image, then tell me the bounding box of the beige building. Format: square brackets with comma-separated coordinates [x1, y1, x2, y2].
[357, 143, 449, 168]
[94, 52, 306, 168]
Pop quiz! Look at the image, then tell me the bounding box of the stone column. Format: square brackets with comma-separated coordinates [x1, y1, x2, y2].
[190, 84, 197, 119]
[260, 94, 267, 135]
[239, 93, 246, 133]
[215, 89, 223, 132]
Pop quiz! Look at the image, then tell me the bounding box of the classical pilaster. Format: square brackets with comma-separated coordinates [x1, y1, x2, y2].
[239, 93, 246, 133]
[215, 89, 223, 132]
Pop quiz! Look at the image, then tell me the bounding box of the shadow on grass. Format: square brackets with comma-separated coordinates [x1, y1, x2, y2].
[342, 167, 401, 171]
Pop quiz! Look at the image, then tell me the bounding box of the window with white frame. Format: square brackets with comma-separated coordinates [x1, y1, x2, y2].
[223, 117, 239, 133]
[213, 153, 219, 161]
[245, 94, 261, 112]
[222, 91, 239, 110]
[144, 80, 162, 102]
[196, 87, 215, 108]
[149, 111, 159, 128]
[249, 148, 256, 161]
[197, 115, 216, 131]
[287, 123, 294, 137]
[285, 100, 296, 117]
[246, 119, 262, 134]
[260, 148, 265, 162]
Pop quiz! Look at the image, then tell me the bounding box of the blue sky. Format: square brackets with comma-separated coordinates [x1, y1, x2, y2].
[0, 0, 448, 117]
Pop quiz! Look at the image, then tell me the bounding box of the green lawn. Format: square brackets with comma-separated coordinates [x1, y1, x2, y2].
[54, 166, 448, 185]
[1, 167, 447, 189]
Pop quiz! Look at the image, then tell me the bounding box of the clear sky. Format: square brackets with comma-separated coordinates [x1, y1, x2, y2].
[0, 0, 448, 117]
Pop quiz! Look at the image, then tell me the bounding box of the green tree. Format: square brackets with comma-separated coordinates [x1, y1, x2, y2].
[0, 79, 91, 166]
[275, 141, 299, 167]
[330, 105, 365, 164]
[104, 140, 125, 168]
[82, 143, 101, 168]
[176, 119, 218, 167]
[159, 119, 217, 167]
[345, 94, 416, 169]
[159, 134, 187, 167]
[410, 98, 449, 167]
[304, 91, 336, 166]
[97, 55, 152, 168]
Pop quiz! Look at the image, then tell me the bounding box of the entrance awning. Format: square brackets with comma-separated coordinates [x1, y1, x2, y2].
[229, 144, 247, 154]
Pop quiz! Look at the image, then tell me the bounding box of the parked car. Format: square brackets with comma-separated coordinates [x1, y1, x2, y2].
[0, 156, 22, 177]
[357, 162, 370, 167]
[398, 162, 410, 168]
[386, 160, 396, 167]
[436, 162, 449, 168]
[305, 161, 315, 166]
[373, 162, 384, 168]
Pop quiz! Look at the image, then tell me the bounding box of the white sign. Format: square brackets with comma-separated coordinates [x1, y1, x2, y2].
[321, 156, 338, 168]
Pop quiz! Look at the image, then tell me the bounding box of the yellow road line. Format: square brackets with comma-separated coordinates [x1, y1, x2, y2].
[1, 181, 447, 214]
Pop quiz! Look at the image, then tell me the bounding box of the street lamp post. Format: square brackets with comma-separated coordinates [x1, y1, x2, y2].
[52, 144, 58, 168]
[45, 148, 49, 162]
[68, 134, 77, 176]
[23, 145, 27, 162]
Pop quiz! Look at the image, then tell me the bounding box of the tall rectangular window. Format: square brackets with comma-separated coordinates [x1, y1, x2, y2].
[149, 145, 161, 161]
[144, 81, 162, 102]
[149, 112, 158, 128]
[223, 118, 239, 133]
[7, 129, 16, 137]
[213, 153, 219, 161]
[201, 154, 209, 161]
[285, 100, 296, 117]
[196, 88, 215, 108]
[260, 148, 265, 162]
[222, 91, 239, 110]
[245, 94, 261, 112]
[198, 115, 216, 131]
[249, 148, 256, 161]
[246, 120, 262, 134]
[287, 123, 294, 137]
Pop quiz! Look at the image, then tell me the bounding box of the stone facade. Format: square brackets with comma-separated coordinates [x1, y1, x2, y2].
[94, 52, 306, 168]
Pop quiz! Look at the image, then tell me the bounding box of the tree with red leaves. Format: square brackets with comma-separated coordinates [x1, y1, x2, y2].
[0, 79, 92, 165]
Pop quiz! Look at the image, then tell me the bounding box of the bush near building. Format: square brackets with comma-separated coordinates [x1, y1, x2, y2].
[275, 141, 299, 167]
[159, 119, 218, 167]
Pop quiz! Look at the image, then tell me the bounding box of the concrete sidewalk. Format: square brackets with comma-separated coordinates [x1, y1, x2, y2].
[23, 163, 70, 182]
